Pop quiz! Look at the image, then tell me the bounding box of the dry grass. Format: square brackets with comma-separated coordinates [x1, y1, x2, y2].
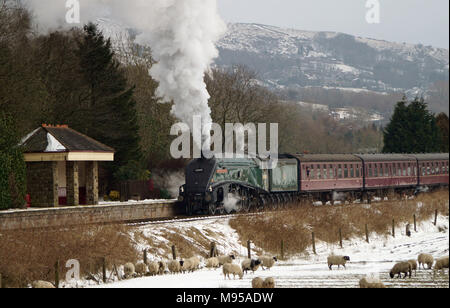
[230, 190, 449, 258]
[0, 224, 139, 288]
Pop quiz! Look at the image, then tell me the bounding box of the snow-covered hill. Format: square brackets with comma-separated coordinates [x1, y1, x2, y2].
[216, 23, 449, 94]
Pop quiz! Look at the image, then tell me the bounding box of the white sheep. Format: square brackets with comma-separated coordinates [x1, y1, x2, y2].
[181, 259, 193, 273]
[251, 277, 264, 288]
[135, 262, 148, 276]
[389, 261, 412, 279]
[223, 263, 243, 280]
[148, 261, 159, 276]
[218, 254, 236, 265]
[359, 277, 386, 288]
[418, 253, 434, 269]
[434, 256, 449, 272]
[241, 258, 262, 274]
[168, 260, 183, 274]
[205, 257, 220, 268]
[407, 259, 417, 276]
[158, 261, 167, 275]
[327, 255, 350, 270]
[260, 256, 278, 270]
[31, 281, 55, 289]
[262, 277, 275, 289]
[123, 262, 136, 278]
[188, 256, 200, 271]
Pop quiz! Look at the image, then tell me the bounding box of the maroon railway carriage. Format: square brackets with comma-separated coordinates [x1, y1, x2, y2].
[293, 154, 363, 193]
[355, 154, 418, 192]
[414, 153, 449, 187]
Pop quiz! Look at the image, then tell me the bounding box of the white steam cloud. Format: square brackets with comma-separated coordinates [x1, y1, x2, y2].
[22, 0, 226, 134]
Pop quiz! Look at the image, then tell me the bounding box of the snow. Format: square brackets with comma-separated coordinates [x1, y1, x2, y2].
[78, 212, 449, 289]
[45, 133, 66, 152]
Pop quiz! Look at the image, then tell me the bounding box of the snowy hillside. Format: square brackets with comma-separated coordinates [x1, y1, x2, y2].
[216, 23, 449, 94]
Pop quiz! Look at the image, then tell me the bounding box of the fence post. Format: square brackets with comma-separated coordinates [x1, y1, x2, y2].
[392, 219, 395, 238]
[143, 249, 148, 265]
[247, 240, 251, 259]
[55, 260, 60, 289]
[413, 214, 417, 232]
[281, 240, 284, 260]
[172, 245, 177, 260]
[434, 209, 438, 226]
[210, 242, 217, 258]
[102, 257, 107, 283]
[339, 228, 343, 248]
[365, 224, 369, 243]
[312, 232, 316, 255]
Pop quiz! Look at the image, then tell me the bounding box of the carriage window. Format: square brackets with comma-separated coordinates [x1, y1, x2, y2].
[427, 163, 431, 175]
[323, 165, 328, 179]
[408, 163, 411, 176]
[316, 165, 321, 179]
[373, 164, 378, 177]
[329, 165, 334, 178]
[379, 164, 383, 177]
[338, 165, 343, 178]
[368, 164, 373, 177]
[310, 165, 315, 179]
[356, 165, 360, 177]
[344, 164, 348, 178]
[350, 165, 355, 178]
[393, 164, 396, 177]
[384, 164, 389, 177]
[422, 164, 426, 176]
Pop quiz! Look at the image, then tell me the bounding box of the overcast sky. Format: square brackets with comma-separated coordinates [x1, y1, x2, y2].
[218, 0, 449, 49]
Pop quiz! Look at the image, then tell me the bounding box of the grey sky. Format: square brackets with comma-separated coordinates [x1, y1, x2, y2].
[217, 0, 449, 49]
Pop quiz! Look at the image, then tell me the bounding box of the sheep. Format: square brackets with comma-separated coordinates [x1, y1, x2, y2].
[147, 261, 159, 276]
[359, 277, 386, 289]
[262, 277, 275, 289]
[188, 256, 201, 271]
[168, 260, 183, 274]
[123, 262, 135, 278]
[407, 259, 417, 276]
[252, 277, 275, 288]
[434, 256, 449, 272]
[260, 256, 278, 270]
[327, 255, 350, 270]
[181, 259, 193, 273]
[389, 261, 412, 279]
[418, 253, 434, 269]
[252, 277, 264, 288]
[135, 262, 148, 276]
[205, 257, 220, 269]
[223, 263, 243, 280]
[158, 261, 167, 275]
[241, 258, 262, 274]
[218, 254, 236, 265]
[31, 281, 55, 289]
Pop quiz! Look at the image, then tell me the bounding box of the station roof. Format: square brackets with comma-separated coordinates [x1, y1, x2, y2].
[21, 125, 114, 162]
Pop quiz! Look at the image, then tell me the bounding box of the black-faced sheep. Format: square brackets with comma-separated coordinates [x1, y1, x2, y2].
[218, 254, 236, 265]
[223, 263, 243, 279]
[418, 253, 434, 269]
[327, 255, 350, 270]
[389, 261, 412, 279]
[158, 261, 167, 275]
[407, 260, 417, 276]
[241, 258, 262, 274]
[260, 256, 278, 270]
[168, 260, 183, 274]
[123, 262, 136, 278]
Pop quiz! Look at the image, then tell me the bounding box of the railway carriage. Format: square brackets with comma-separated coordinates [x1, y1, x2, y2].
[414, 153, 449, 187]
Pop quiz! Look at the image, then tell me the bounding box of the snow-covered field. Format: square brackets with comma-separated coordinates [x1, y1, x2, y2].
[81, 213, 449, 289]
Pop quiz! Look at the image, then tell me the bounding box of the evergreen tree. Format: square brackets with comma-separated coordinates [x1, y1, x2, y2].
[436, 113, 449, 152]
[74, 23, 142, 181]
[0, 112, 26, 210]
[383, 97, 441, 153]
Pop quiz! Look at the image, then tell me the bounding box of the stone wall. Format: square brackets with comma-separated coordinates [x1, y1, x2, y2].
[0, 201, 182, 231]
[26, 162, 58, 208]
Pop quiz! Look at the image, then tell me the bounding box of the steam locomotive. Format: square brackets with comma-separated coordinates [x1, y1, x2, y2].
[178, 153, 449, 215]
